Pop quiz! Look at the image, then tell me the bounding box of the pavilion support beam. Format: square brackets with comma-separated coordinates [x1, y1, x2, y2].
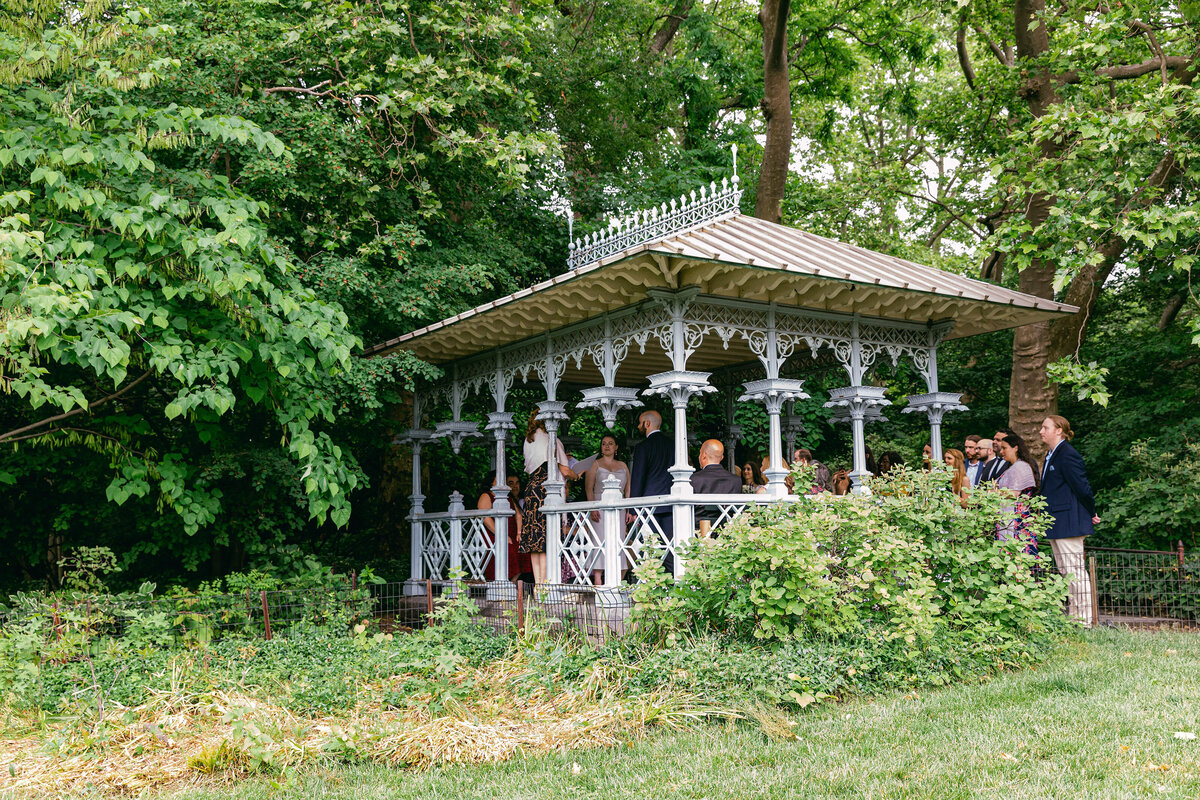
[401, 396, 434, 597]
[902, 393, 968, 464]
[740, 379, 808, 496]
[644, 371, 714, 578]
[825, 386, 891, 493]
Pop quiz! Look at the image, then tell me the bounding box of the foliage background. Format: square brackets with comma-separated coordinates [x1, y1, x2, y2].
[2, 0, 1198, 592]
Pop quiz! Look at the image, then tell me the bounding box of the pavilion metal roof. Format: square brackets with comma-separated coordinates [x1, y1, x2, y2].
[365, 212, 1077, 365]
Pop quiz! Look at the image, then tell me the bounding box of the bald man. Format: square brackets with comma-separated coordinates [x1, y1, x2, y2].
[690, 440, 743, 536]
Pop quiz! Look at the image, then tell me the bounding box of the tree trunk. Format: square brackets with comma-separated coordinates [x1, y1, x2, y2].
[649, 0, 695, 55]
[1004, 0, 1061, 452]
[755, 0, 791, 223]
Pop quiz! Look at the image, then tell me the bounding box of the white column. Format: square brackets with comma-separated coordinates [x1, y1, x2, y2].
[644, 371, 714, 578]
[825, 386, 890, 492]
[601, 473, 624, 588]
[447, 490, 464, 595]
[402, 427, 434, 596]
[485, 411, 515, 598]
[740, 379, 809, 496]
[537, 399, 569, 587]
[902, 393, 968, 464]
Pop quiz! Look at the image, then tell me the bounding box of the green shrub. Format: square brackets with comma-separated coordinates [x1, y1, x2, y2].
[634, 465, 1070, 651]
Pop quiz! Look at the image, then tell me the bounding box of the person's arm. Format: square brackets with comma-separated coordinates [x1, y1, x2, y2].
[555, 438, 579, 480]
[478, 492, 495, 534]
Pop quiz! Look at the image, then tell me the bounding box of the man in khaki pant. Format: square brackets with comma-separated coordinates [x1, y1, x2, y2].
[1038, 415, 1100, 626]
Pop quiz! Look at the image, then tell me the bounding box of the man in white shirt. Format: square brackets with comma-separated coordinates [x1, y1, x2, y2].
[964, 435, 984, 486]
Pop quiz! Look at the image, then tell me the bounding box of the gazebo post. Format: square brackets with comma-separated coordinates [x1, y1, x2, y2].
[723, 388, 741, 473]
[824, 318, 891, 494]
[485, 355, 515, 598]
[537, 338, 568, 589]
[402, 394, 434, 597]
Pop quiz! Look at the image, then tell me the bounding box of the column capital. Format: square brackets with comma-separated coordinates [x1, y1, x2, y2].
[739, 378, 809, 415]
[485, 411, 517, 433]
[535, 399, 570, 423]
[396, 427, 436, 452]
[824, 385, 891, 421]
[433, 420, 482, 455]
[901, 392, 968, 425]
[643, 370, 716, 407]
[577, 386, 643, 428]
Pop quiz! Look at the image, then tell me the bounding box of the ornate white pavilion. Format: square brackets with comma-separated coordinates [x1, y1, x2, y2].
[366, 154, 1077, 598]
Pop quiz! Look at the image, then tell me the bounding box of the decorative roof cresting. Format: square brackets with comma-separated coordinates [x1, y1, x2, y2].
[567, 145, 743, 271]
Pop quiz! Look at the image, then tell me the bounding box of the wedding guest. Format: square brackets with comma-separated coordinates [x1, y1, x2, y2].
[1038, 415, 1099, 626]
[993, 433, 1040, 555]
[964, 435, 984, 486]
[477, 471, 531, 583]
[943, 448, 968, 501]
[792, 448, 832, 493]
[520, 408, 579, 585]
[741, 461, 766, 494]
[690, 439, 743, 536]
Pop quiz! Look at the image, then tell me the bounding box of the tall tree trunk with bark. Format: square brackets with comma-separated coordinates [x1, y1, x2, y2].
[756, 0, 791, 223]
[998, 1, 1194, 454]
[1005, 0, 1061, 452]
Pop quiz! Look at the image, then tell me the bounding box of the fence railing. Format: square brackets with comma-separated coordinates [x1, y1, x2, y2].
[411, 480, 795, 584]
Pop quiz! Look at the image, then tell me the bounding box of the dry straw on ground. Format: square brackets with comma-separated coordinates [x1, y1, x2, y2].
[0, 658, 739, 798]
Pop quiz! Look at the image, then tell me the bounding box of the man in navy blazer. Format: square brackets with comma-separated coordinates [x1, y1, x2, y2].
[1038, 414, 1101, 626]
[629, 410, 676, 572]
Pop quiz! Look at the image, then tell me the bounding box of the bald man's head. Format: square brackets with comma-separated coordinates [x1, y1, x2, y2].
[638, 409, 662, 434]
[698, 439, 724, 467]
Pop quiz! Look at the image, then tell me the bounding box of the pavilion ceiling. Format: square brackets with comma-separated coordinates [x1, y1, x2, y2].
[365, 213, 1077, 368]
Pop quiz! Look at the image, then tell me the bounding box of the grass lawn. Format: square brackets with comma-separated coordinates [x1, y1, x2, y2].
[167, 628, 1200, 800]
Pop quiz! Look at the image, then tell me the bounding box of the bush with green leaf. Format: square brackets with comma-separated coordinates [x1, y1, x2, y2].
[635, 465, 1069, 651]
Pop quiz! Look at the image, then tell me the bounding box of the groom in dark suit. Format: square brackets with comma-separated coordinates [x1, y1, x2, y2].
[629, 410, 675, 572]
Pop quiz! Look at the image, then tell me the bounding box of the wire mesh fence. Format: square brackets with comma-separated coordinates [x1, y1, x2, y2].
[1088, 546, 1199, 625]
[0, 579, 636, 651]
[2, 544, 1196, 652]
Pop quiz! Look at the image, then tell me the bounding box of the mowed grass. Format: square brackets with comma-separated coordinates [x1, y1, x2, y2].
[173, 628, 1200, 800]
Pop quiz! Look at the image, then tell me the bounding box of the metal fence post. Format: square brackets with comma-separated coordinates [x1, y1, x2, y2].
[516, 579, 525, 636]
[425, 578, 434, 622]
[1088, 556, 1099, 627]
[261, 591, 272, 641]
[1180, 541, 1186, 569]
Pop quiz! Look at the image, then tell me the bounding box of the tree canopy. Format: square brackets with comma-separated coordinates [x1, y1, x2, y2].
[2, 0, 1199, 589]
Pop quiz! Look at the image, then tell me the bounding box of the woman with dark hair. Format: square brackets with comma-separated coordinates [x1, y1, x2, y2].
[477, 472, 532, 583]
[584, 432, 630, 584]
[475, 474, 528, 582]
[994, 431, 1040, 555]
[741, 460, 766, 494]
[519, 408, 579, 585]
[877, 451, 905, 475]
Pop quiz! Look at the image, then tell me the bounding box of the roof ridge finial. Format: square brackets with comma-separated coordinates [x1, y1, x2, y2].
[731, 142, 739, 185]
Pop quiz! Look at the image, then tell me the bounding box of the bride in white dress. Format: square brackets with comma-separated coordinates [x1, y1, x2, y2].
[584, 433, 630, 584]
